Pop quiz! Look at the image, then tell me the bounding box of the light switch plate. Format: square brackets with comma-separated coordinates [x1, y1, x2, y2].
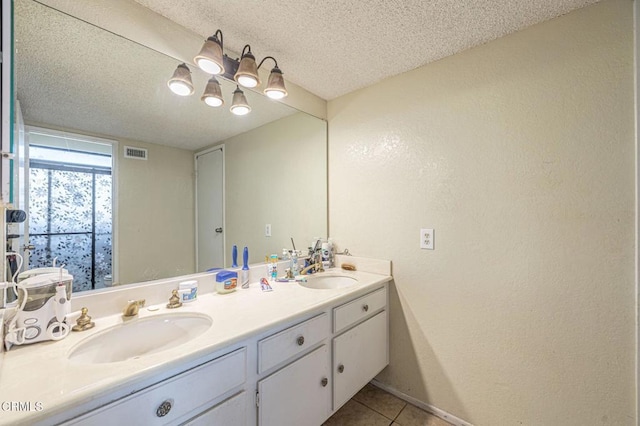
[265, 224, 272, 237]
[420, 228, 434, 250]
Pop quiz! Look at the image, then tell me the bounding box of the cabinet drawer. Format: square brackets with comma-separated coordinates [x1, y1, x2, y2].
[181, 391, 247, 426]
[258, 313, 329, 373]
[65, 348, 246, 426]
[333, 287, 386, 333]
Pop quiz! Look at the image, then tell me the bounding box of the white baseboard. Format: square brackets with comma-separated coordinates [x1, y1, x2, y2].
[370, 379, 474, 426]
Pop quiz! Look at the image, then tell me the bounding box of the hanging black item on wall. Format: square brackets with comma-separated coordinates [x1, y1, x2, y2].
[6, 209, 26, 223]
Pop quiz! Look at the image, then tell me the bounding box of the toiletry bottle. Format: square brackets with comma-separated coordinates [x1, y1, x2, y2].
[270, 254, 278, 281]
[265, 255, 271, 278]
[321, 240, 331, 269]
[327, 238, 335, 268]
[232, 245, 238, 268]
[291, 250, 299, 276]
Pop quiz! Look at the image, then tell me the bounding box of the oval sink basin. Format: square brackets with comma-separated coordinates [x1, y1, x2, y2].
[68, 313, 212, 364]
[299, 274, 358, 290]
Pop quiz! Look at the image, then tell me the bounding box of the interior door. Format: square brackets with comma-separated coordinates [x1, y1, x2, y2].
[196, 147, 224, 271]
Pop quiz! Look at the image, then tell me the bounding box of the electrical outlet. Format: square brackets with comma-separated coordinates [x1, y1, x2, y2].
[420, 228, 434, 250]
[265, 224, 272, 237]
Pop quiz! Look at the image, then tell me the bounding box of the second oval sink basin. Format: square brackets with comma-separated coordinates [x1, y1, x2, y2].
[299, 274, 358, 290]
[68, 313, 212, 364]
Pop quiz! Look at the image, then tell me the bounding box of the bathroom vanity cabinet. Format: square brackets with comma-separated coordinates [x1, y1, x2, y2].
[56, 284, 388, 426]
[256, 285, 388, 426]
[3, 262, 391, 426]
[62, 348, 248, 426]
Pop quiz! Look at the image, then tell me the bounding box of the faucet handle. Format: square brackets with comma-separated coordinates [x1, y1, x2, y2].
[72, 307, 95, 332]
[167, 290, 182, 309]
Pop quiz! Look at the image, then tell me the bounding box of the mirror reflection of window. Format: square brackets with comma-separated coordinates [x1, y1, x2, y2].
[26, 128, 115, 292]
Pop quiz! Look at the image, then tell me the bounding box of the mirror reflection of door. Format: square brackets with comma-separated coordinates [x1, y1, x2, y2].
[196, 147, 224, 271]
[5, 100, 29, 297]
[25, 127, 114, 292]
[13, 101, 29, 268]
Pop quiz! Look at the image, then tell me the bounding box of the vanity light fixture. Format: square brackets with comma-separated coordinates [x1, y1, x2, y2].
[201, 76, 224, 107]
[167, 63, 195, 96]
[194, 30, 225, 75]
[235, 52, 288, 99]
[169, 29, 288, 114]
[261, 58, 288, 100]
[230, 86, 251, 116]
[234, 45, 260, 88]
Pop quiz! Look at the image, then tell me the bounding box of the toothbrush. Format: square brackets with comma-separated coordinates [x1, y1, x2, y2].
[232, 245, 238, 268]
[242, 247, 250, 289]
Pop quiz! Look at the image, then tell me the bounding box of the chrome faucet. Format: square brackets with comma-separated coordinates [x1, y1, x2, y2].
[301, 240, 324, 275]
[123, 299, 145, 318]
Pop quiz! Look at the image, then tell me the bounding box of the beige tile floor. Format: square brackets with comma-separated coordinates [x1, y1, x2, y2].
[323, 383, 453, 426]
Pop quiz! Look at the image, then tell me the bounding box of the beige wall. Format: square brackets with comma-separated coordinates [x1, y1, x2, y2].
[328, 0, 635, 424]
[117, 139, 195, 284]
[220, 112, 327, 265]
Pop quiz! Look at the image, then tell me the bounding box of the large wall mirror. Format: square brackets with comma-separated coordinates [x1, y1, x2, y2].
[11, 0, 328, 292]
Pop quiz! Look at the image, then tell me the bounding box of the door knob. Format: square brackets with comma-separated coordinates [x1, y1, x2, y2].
[215, 227, 223, 233]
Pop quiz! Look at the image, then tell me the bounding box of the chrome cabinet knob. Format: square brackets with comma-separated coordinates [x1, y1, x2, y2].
[156, 400, 172, 417]
[297, 335, 305, 346]
[338, 364, 344, 373]
[321, 377, 329, 387]
[363, 304, 369, 312]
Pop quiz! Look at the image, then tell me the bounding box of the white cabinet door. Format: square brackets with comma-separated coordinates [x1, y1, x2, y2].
[258, 345, 331, 426]
[333, 310, 388, 410]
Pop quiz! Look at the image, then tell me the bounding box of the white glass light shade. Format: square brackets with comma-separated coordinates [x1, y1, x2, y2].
[194, 37, 225, 75]
[167, 63, 194, 96]
[230, 87, 251, 116]
[201, 77, 224, 107]
[264, 67, 287, 99]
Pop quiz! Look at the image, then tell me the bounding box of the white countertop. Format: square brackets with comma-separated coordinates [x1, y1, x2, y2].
[0, 258, 391, 425]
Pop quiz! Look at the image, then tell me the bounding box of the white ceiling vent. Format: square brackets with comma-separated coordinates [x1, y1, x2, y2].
[124, 146, 148, 160]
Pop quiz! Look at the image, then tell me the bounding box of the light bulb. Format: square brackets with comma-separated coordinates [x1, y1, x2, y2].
[236, 75, 259, 88]
[231, 105, 250, 116]
[168, 81, 192, 96]
[204, 96, 223, 107]
[265, 89, 286, 100]
[196, 58, 223, 75]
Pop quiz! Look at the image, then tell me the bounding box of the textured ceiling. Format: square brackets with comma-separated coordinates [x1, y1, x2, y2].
[133, 0, 601, 100]
[15, 0, 299, 150]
